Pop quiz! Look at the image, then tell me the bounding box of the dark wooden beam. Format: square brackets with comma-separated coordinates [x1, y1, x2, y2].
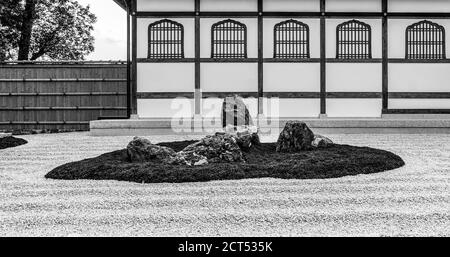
[131, 0, 137, 115]
[195, 0, 201, 115]
[258, 0, 263, 115]
[382, 0, 389, 110]
[320, 0, 326, 115]
[383, 109, 450, 114]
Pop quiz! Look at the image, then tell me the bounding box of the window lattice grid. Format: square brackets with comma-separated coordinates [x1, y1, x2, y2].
[336, 20, 372, 59]
[406, 20, 446, 60]
[211, 19, 247, 59]
[274, 20, 310, 59]
[148, 19, 184, 59]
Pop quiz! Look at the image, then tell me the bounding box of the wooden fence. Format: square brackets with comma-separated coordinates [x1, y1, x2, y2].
[0, 61, 128, 131]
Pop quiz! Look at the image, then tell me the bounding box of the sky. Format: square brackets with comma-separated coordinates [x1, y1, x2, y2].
[77, 0, 127, 60]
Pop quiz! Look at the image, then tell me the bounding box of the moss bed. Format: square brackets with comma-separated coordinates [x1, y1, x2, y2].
[0, 136, 28, 150]
[46, 140, 405, 184]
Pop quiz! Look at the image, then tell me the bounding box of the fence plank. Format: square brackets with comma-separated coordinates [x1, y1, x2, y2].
[0, 62, 127, 131]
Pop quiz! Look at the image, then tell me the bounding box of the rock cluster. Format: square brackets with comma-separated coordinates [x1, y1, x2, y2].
[127, 121, 333, 166]
[127, 130, 259, 166]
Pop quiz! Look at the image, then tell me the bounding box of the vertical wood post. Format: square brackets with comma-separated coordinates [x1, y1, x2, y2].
[382, 0, 389, 111]
[131, 0, 138, 116]
[258, 0, 264, 116]
[320, 0, 327, 116]
[195, 0, 201, 116]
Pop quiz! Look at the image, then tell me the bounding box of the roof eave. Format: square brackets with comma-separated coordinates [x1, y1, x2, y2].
[113, 0, 132, 11]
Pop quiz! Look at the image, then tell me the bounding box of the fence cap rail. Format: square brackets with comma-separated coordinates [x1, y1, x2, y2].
[0, 60, 128, 65]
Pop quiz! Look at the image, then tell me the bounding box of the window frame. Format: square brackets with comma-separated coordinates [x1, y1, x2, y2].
[147, 19, 185, 59]
[336, 19, 372, 60]
[211, 19, 248, 59]
[273, 19, 311, 59]
[405, 20, 446, 60]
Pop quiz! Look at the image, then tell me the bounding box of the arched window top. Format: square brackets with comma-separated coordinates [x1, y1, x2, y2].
[211, 19, 247, 59]
[336, 19, 372, 59]
[148, 19, 184, 59]
[406, 20, 446, 60]
[274, 19, 310, 59]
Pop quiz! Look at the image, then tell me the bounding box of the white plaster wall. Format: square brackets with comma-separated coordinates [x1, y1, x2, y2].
[326, 99, 382, 117]
[326, 0, 381, 12]
[137, 0, 195, 11]
[389, 99, 450, 109]
[200, 0, 257, 12]
[200, 18, 258, 58]
[264, 63, 320, 92]
[263, 0, 319, 12]
[202, 98, 258, 118]
[263, 98, 321, 118]
[137, 63, 195, 92]
[326, 19, 382, 59]
[389, 64, 450, 92]
[137, 18, 195, 59]
[201, 63, 258, 92]
[263, 18, 320, 58]
[327, 63, 382, 92]
[389, 0, 450, 13]
[388, 19, 450, 59]
[138, 99, 194, 118]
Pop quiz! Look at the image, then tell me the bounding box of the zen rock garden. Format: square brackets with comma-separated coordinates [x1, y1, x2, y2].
[0, 133, 28, 150]
[46, 96, 405, 184]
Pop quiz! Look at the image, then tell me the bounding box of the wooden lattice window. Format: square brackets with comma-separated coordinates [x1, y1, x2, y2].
[336, 20, 372, 59]
[211, 19, 247, 58]
[148, 19, 184, 59]
[406, 20, 446, 60]
[274, 20, 310, 59]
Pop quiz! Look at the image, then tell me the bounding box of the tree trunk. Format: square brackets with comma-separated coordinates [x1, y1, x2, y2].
[17, 0, 36, 61]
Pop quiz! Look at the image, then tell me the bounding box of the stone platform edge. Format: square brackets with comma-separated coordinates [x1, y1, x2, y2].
[90, 116, 450, 136]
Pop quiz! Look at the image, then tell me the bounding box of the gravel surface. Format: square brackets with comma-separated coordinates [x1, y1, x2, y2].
[0, 132, 449, 237]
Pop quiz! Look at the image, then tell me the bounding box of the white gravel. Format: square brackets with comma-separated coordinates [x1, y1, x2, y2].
[0, 132, 449, 237]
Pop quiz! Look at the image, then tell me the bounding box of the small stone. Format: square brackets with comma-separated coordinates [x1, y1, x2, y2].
[127, 137, 176, 163]
[312, 135, 334, 148]
[276, 121, 315, 153]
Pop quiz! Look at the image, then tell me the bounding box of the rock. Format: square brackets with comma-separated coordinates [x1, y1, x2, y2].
[276, 121, 315, 152]
[0, 133, 12, 139]
[127, 137, 176, 163]
[220, 125, 260, 151]
[174, 133, 245, 166]
[312, 135, 334, 148]
[222, 95, 253, 129]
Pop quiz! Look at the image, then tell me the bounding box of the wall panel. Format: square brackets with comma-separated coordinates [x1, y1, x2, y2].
[201, 63, 258, 92]
[327, 63, 382, 92]
[137, 63, 195, 92]
[264, 63, 320, 92]
[137, 0, 195, 12]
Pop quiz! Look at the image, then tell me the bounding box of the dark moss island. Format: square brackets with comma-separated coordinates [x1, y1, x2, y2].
[46, 140, 405, 184]
[0, 136, 28, 150]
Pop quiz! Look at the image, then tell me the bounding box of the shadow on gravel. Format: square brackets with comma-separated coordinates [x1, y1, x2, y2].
[46, 140, 405, 184]
[0, 136, 28, 150]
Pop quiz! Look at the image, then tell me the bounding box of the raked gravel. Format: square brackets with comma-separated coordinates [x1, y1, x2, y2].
[0, 132, 449, 237]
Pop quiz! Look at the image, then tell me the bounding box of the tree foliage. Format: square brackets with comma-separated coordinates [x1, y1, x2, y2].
[0, 0, 97, 61]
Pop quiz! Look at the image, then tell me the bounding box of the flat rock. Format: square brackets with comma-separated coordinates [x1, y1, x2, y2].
[0, 133, 12, 139]
[173, 133, 245, 166]
[312, 135, 334, 148]
[127, 137, 176, 163]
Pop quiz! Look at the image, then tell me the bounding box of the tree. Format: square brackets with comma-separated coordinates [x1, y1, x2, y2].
[0, 0, 97, 61]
